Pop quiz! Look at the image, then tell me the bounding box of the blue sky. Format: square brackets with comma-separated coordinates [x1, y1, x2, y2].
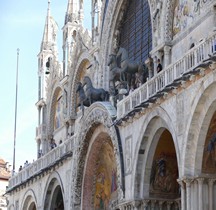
[0, 1, 91, 171]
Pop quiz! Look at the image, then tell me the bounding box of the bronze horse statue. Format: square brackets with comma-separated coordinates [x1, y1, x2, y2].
[76, 82, 90, 116]
[82, 76, 109, 105]
[116, 47, 148, 87]
[108, 54, 126, 86]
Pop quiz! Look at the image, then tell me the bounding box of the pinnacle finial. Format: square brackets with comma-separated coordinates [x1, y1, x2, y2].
[48, 0, 51, 10]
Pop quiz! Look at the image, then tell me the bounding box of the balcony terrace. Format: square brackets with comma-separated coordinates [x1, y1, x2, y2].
[7, 136, 74, 193]
[117, 32, 216, 119]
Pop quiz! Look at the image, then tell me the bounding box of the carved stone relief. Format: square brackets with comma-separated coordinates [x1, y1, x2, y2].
[125, 136, 132, 174]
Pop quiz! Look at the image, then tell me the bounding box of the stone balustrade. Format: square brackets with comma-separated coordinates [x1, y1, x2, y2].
[7, 136, 75, 192]
[117, 32, 216, 119]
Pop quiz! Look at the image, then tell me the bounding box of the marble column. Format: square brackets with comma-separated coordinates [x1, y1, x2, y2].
[64, 121, 69, 138]
[164, 45, 171, 68]
[167, 201, 173, 210]
[151, 200, 156, 210]
[41, 138, 48, 154]
[184, 178, 193, 210]
[174, 200, 180, 210]
[177, 179, 186, 210]
[208, 179, 215, 210]
[145, 57, 154, 78]
[37, 139, 41, 158]
[197, 177, 204, 210]
[159, 201, 164, 210]
[68, 118, 74, 136]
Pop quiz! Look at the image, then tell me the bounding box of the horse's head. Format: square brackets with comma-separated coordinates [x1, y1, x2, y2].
[76, 82, 83, 92]
[82, 76, 92, 87]
[108, 54, 116, 66]
[117, 47, 128, 62]
[108, 54, 118, 69]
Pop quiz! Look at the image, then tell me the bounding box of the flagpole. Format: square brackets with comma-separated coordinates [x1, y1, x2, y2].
[12, 48, 19, 175]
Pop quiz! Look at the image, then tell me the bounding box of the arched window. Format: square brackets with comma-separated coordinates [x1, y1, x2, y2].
[119, 0, 152, 63]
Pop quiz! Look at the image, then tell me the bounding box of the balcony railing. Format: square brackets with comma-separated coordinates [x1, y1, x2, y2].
[7, 136, 75, 191]
[117, 32, 216, 119]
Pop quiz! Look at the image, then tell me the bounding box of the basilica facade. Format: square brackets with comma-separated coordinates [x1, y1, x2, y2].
[6, 0, 216, 209]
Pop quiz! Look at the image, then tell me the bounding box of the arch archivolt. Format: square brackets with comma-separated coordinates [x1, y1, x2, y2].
[81, 125, 114, 209]
[20, 189, 37, 210]
[47, 84, 64, 135]
[71, 102, 124, 207]
[133, 107, 179, 198]
[42, 171, 65, 209]
[68, 51, 93, 116]
[183, 76, 216, 176]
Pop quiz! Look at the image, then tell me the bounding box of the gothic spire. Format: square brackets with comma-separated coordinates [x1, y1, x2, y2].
[41, 0, 58, 52]
[64, 0, 79, 24]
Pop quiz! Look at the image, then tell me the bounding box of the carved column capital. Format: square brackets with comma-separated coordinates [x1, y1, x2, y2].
[196, 177, 205, 184]
[151, 200, 156, 209]
[184, 178, 194, 187]
[177, 178, 185, 188]
[159, 200, 164, 208]
[142, 199, 150, 208]
[208, 178, 216, 186]
[132, 200, 141, 209]
[164, 45, 171, 54]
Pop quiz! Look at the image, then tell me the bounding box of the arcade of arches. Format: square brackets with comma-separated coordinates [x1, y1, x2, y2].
[6, 0, 216, 209]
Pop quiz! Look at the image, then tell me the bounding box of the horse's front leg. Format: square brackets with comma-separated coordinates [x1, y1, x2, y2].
[89, 95, 92, 105]
[81, 102, 84, 117]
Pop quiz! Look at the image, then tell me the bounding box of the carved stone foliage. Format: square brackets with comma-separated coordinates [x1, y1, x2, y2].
[164, 0, 175, 43]
[71, 103, 123, 207]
